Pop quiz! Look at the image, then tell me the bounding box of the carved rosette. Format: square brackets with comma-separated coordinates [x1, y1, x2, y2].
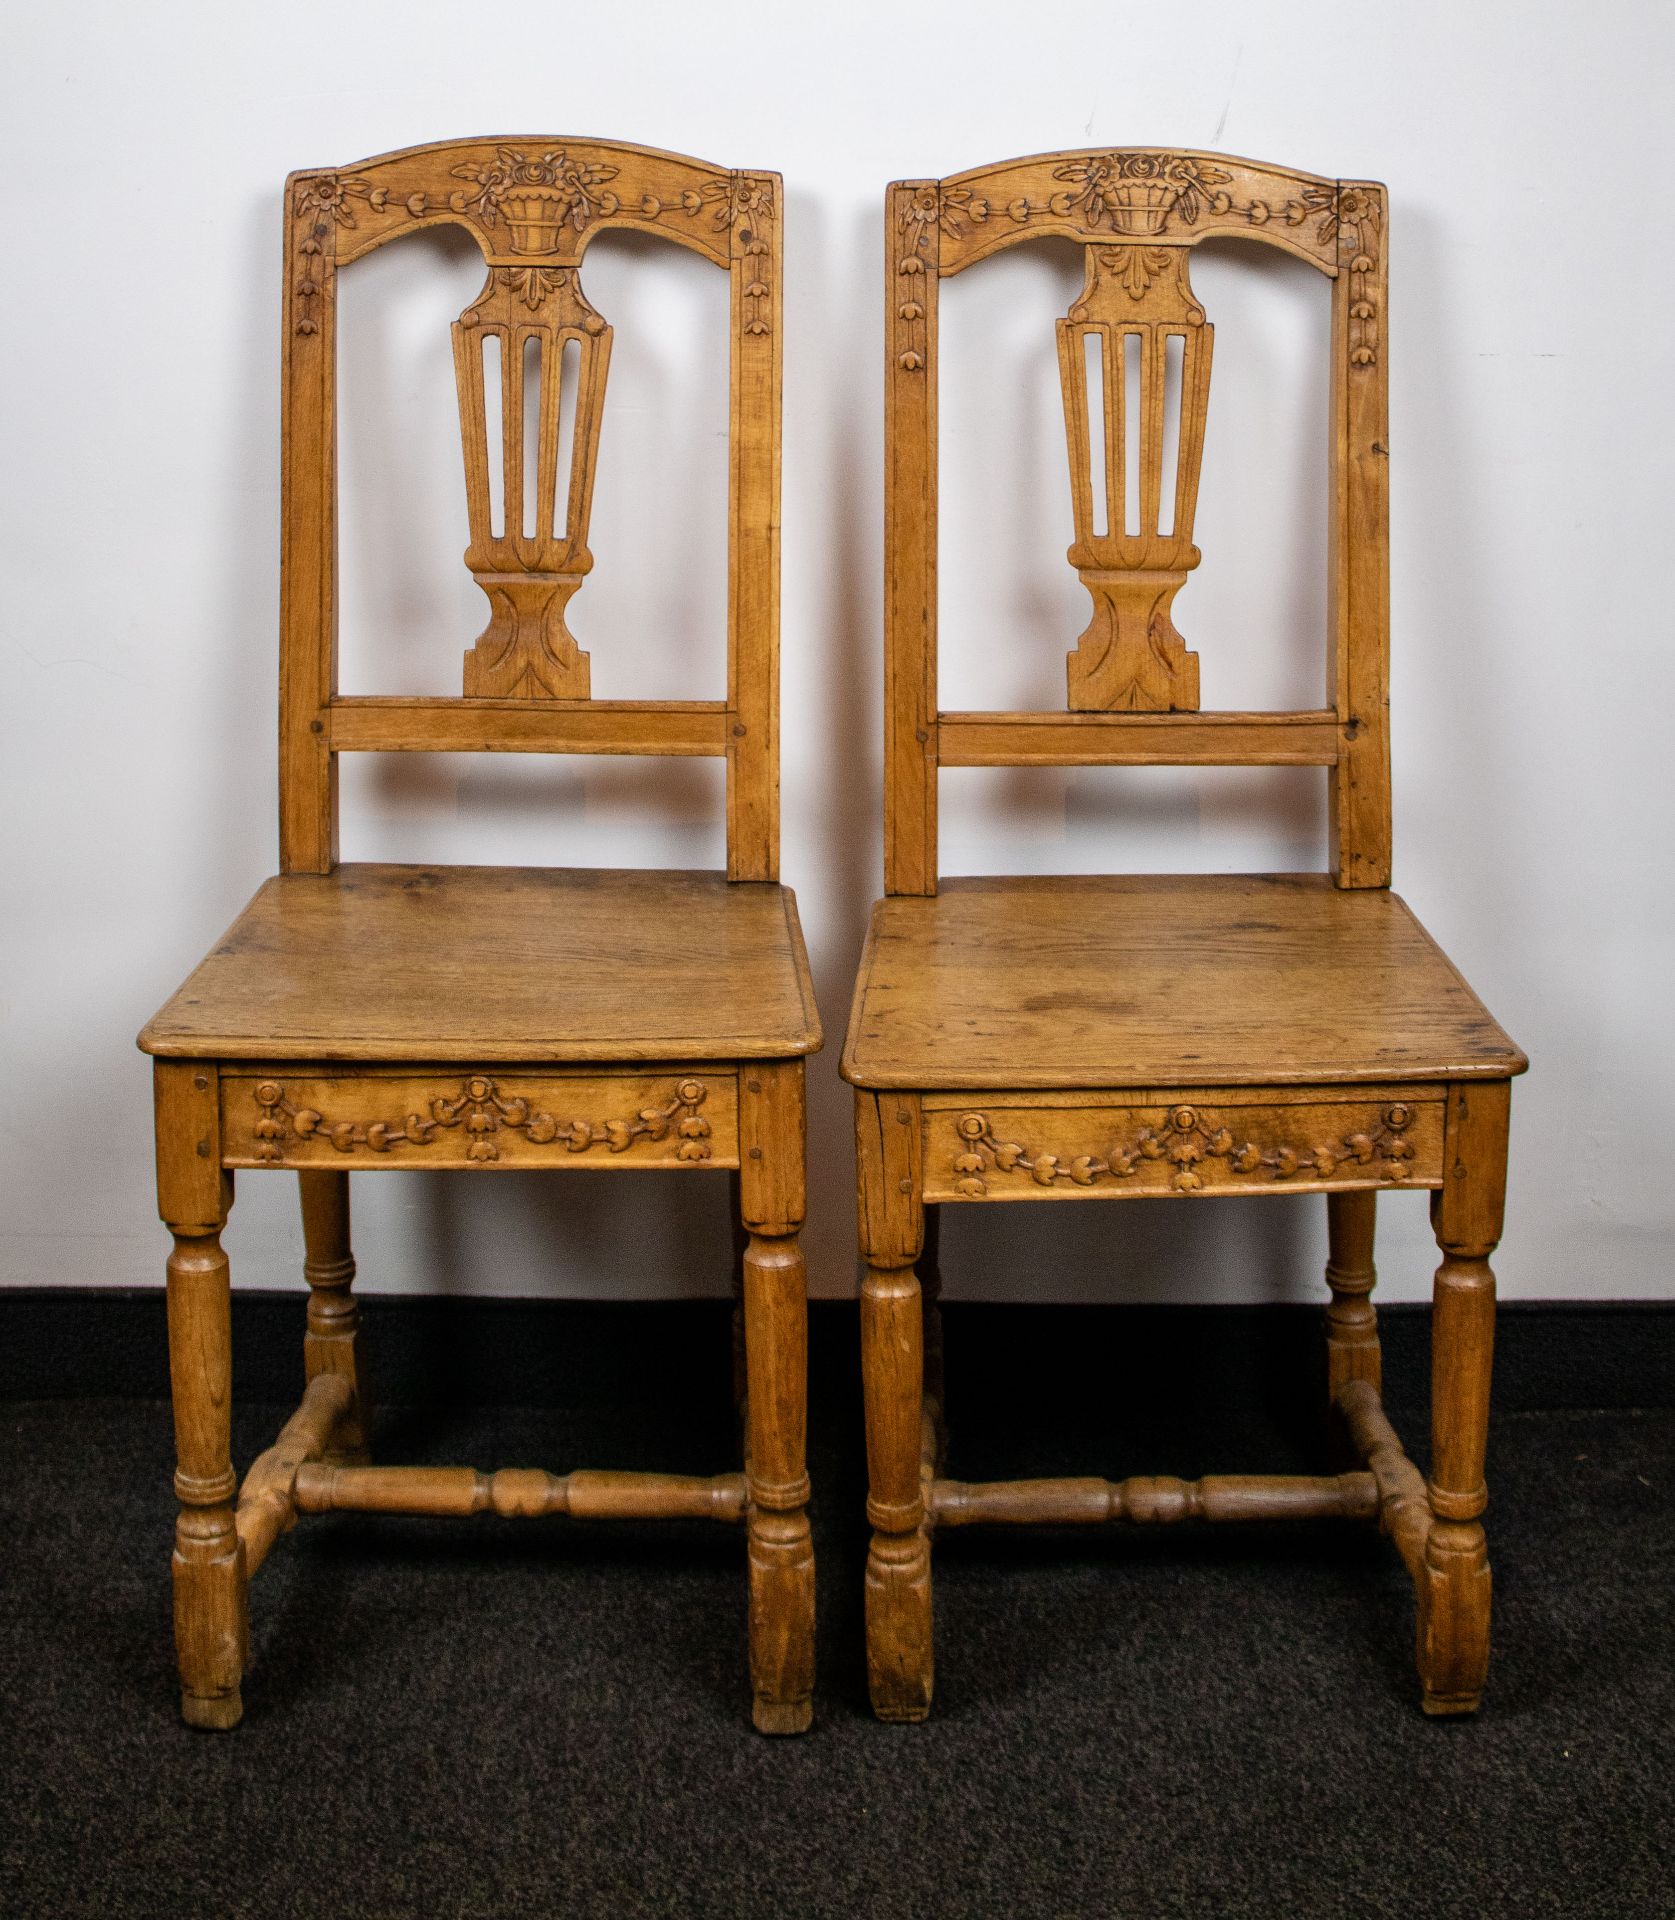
[950, 1102, 1421, 1197]
[716, 175, 776, 339]
[251, 1076, 713, 1165]
[892, 185, 990, 372]
[1257, 181, 1382, 370]
[291, 172, 407, 336]
[1334, 188, 1383, 370]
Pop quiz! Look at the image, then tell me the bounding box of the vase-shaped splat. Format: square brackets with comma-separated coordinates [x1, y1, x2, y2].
[1057, 243, 1213, 712]
[451, 264, 611, 699]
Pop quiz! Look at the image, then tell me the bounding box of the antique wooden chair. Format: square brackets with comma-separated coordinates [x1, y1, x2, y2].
[138, 138, 820, 1734]
[844, 149, 1526, 1721]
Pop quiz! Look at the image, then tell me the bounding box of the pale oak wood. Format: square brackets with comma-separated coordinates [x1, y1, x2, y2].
[326, 697, 728, 757]
[278, 138, 785, 873]
[290, 1465, 747, 1523]
[930, 1473, 1379, 1528]
[856, 1091, 933, 1722]
[850, 150, 1523, 1723]
[237, 1372, 353, 1575]
[142, 867, 818, 1064]
[879, 150, 1393, 891]
[936, 709, 1340, 767]
[883, 184, 940, 898]
[739, 1061, 815, 1733]
[299, 1171, 370, 1464]
[144, 137, 817, 1734]
[921, 1092, 1445, 1203]
[844, 875, 1524, 1092]
[156, 1063, 244, 1730]
[1419, 1080, 1507, 1714]
[1326, 1190, 1382, 1401]
[1336, 1379, 1430, 1577]
[221, 1068, 742, 1171]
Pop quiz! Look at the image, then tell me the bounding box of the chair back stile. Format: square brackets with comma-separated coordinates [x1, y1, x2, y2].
[278, 137, 783, 883]
[881, 149, 1390, 896]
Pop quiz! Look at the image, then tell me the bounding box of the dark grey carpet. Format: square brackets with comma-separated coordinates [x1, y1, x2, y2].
[2, 1306, 1670, 1918]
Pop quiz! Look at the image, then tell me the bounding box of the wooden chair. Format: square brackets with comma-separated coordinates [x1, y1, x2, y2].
[844, 149, 1526, 1722]
[138, 138, 820, 1735]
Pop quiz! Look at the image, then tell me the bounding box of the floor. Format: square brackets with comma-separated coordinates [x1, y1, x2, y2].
[2, 1306, 1670, 1919]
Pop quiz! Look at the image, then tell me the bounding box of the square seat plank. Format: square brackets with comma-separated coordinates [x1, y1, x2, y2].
[842, 873, 1524, 1091]
[141, 864, 821, 1064]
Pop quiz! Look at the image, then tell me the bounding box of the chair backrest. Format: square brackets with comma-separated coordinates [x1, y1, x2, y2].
[279, 137, 783, 881]
[882, 149, 1390, 895]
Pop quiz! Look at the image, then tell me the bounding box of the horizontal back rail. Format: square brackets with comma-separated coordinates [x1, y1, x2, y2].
[936, 709, 1341, 768]
[326, 697, 729, 756]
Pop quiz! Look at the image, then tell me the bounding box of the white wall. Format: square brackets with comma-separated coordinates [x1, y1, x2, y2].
[2, 0, 1670, 1309]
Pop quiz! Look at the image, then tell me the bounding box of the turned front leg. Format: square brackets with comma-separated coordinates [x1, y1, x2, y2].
[155, 1063, 246, 1730]
[739, 1064, 815, 1734]
[1420, 1083, 1510, 1715]
[857, 1093, 932, 1722]
[299, 1170, 371, 1465]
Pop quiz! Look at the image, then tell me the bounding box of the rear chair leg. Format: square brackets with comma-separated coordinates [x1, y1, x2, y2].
[1419, 1084, 1509, 1715]
[728, 1169, 748, 1418]
[858, 1093, 932, 1722]
[739, 1064, 815, 1734]
[300, 1170, 371, 1465]
[1325, 1190, 1380, 1466]
[919, 1203, 946, 1474]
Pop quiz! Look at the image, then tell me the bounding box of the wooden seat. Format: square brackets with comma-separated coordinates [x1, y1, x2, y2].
[845, 150, 1526, 1723]
[143, 866, 818, 1064]
[139, 138, 820, 1735]
[845, 875, 1522, 1092]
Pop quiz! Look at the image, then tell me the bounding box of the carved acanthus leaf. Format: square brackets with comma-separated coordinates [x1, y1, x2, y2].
[1097, 244, 1176, 301]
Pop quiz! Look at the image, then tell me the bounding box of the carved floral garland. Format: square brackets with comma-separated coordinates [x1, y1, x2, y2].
[950, 1102, 1417, 1197]
[889, 160, 1382, 371]
[291, 160, 774, 338]
[252, 1076, 712, 1165]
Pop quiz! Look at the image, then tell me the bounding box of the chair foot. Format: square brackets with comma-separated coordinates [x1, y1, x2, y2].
[865, 1529, 933, 1722]
[172, 1509, 247, 1733]
[752, 1695, 814, 1736]
[1420, 1689, 1482, 1718]
[747, 1509, 815, 1735]
[180, 1685, 243, 1731]
[1416, 1520, 1492, 1714]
